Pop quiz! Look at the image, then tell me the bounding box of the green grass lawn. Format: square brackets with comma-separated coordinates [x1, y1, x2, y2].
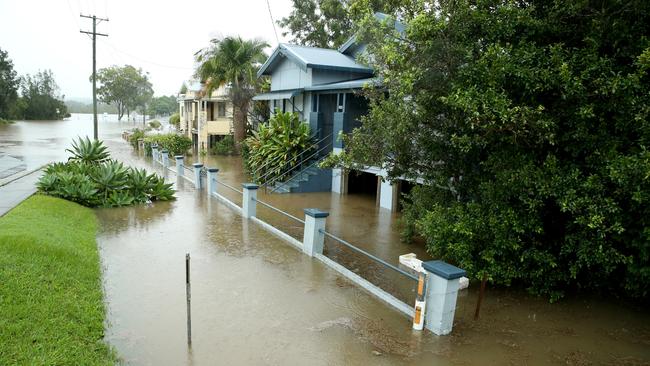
[0, 195, 116, 365]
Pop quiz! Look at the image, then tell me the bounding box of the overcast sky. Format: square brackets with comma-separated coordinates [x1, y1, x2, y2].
[0, 0, 294, 101]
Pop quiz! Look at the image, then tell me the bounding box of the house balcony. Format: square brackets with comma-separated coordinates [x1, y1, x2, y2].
[206, 119, 232, 135]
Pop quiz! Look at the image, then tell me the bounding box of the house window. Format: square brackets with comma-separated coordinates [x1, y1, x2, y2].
[337, 93, 346, 113]
[282, 99, 287, 113]
[217, 102, 226, 117]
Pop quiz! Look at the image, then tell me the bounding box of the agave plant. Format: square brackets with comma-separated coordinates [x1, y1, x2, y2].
[127, 167, 153, 203]
[148, 175, 175, 201]
[91, 160, 129, 200]
[66, 136, 110, 164]
[36, 173, 58, 193]
[105, 190, 135, 207]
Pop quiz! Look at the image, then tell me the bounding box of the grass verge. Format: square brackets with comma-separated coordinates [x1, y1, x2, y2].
[0, 195, 116, 364]
[0, 117, 15, 125]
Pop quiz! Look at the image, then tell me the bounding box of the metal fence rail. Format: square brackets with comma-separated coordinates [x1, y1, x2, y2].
[320, 230, 419, 282]
[217, 180, 243, 195]
[252, 197, 305, 224]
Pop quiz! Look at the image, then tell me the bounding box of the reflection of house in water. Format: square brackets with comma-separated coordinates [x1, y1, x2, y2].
[253, 13, 415, 212]
[178, 81, 233, 152]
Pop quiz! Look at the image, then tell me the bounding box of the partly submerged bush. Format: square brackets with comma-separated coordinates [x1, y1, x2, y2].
[211, 135, 236, 155]
[128, 128, 146, 148]
[244, 111, 314, 184]
[37, 138, 174, 208]
[169, 113, 180, 129]
[143, 133, 192, 156]
[148, 119, 161, 129]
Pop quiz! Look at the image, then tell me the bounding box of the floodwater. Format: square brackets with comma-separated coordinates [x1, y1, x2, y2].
[1, 115, 649, 365]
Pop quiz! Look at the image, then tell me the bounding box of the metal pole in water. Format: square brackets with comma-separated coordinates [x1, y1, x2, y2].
[412, 272, 426, 331]
[186, 253, 192, 346]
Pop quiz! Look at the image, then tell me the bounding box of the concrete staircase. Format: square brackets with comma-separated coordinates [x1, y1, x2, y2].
[269, 162, 332, 193]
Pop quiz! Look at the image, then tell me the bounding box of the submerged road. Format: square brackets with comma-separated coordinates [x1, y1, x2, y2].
[1, 115, 648, 365]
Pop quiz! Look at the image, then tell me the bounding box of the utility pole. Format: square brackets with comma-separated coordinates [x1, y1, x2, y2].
[80, 14, 108, 141]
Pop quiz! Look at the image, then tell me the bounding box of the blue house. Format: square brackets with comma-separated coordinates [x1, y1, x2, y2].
[253, 16, 410, 211]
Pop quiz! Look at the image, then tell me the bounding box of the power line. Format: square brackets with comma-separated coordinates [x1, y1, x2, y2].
[80, 14, 108, 140]
[265, 0, 280, 44]
[102, 40, 194, 70]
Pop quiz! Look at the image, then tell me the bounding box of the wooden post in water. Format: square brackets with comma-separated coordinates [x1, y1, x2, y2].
[474, 274, 488, 320]
[186, 253, 192, 346]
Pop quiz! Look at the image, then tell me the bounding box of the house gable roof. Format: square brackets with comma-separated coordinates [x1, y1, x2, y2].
[338, 12, 406, 55]
[257, 43, 373, 78]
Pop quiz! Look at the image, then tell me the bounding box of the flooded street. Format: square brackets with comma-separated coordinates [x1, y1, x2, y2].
[1, 115, 649, 365]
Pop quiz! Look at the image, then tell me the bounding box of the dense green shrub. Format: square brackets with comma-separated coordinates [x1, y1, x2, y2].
[169, 112, 180, 128]
[337, 2, 650, 300]
[128, 128, 146, 148]
[148, 119, 161, 129]
[143, 133, 192, 156]
[211, 135, 236, 155]
[37, 138, 174, 208]
[244, 111, 314, 184]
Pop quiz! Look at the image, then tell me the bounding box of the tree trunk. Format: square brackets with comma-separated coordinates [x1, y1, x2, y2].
[474, 274, 488, 320]
[117, 102, 124, 121]
[232, 97, 248, 153]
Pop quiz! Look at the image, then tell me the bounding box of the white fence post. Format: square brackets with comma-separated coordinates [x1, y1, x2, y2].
[207, 168, 219, 195]
[151, 144, 159, 163]
[175, 156, 184, 176]
[242, 183, 258, 218]
[421, 260, 466, 335]
[161, 150, 169, 167]
[193, 163, 203, 189]
[302, 209, 328, 257]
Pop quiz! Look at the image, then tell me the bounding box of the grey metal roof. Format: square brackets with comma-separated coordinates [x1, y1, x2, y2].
[305, 78, 379, 92]
[257, 44, 373, 78]
[338, 12, 406, 55]
[252, 89, 303, 101]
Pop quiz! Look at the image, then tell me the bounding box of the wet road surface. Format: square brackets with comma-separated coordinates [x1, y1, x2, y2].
[2, 115, 649, 365]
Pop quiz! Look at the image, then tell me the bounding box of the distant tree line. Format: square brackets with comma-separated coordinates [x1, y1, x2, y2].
[0, 48, 67, 121]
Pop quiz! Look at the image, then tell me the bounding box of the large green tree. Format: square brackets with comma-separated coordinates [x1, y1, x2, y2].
[19, 70, 67, 120]
[333, 1, 650, 301]
[147, 95, 177, 117]
[195, 36, 268, 149]
[278, 0, 413, 48]
[95, 65, 152, 121]
[0, 48, 19, 120]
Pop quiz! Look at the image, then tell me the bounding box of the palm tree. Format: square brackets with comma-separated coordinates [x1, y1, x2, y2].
[195, 36, 269, 150]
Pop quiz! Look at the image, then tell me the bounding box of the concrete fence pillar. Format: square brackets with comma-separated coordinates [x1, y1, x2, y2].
[161, 150, 169, 167]
[151, 144, 159, 162]
[421, 260, 466, 335]
[175, 156, 184, 176]
[137, 138, 144, 151]
[207, 168, 219, 195]
[241, 183, 258, 218]
[302, 209, 329, 257]
[193, 163, 203, 189]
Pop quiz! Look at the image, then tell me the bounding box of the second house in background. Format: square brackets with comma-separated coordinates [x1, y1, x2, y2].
[178, 81, 233, 152]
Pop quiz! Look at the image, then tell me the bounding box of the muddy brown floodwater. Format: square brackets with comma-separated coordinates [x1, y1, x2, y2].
[1, 115, 649, 365]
